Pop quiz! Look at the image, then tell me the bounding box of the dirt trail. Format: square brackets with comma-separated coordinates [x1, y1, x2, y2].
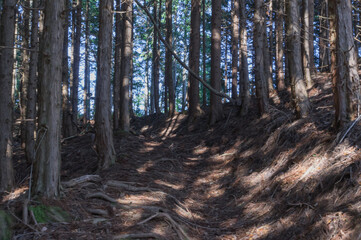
[5, 73, 361, 239]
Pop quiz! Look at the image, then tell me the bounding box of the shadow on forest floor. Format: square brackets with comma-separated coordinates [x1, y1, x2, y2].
[3, 72, 361, 239]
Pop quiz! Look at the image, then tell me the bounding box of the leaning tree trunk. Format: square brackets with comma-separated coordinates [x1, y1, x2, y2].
[286, 0, 310, 118]
[0, 0, 16, 192]
[32, 0, 65, 198]
[95, 0, 116, 169]
[302, 0, 313, 89]
[113, 0, 121, 130]
[254, 0, 269, 115]
[119, 0, 132, 132]
[209, 0, 223, 124]
[188, 0, 202, 119]
[330, 0, 360, 127]
[239, 0, 250, 115]
[25, 0, 40, 164]
[165, 0, 175, 116]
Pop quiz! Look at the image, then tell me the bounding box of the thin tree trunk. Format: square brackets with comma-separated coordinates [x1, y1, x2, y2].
[165, 0, 175, 116]
[286, 0, 310, 118]
[32, 0, 65, 198]
[151, 0, 160, 114]
[308, 0, 316, 74]
[0, 0, 16, 192]
[83, 0, 90, 124]
[275, 0, 285, 90]
[319, 0, 330, 72]
[188, 0, 202, 119]
[119, 0, 132, 131]
[25, 0, 40, 164]
[239, 0, 249, 115]
[20, 1, 30, 148]
[70, 0, 82, 131]
[95, 0, 116, 169]
[231, 0, 239, 99]
[254, 0, 269, 115]
[202, 0, 207, 107]
[264, 0, 274, 94]
[113, 0, 121, 129]
[62, 0, 73, 138]
[302, 0, 313, 89]
[210, 0, 223, 124]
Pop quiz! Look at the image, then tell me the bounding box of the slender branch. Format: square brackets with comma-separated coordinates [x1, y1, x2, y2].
[134, 0, 233, 102]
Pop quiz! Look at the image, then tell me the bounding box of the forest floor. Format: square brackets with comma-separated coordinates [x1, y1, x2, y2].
[4, 72, 361, 239]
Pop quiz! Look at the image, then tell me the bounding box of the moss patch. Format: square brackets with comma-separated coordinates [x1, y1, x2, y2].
[0, 210, 13, 240]
[29, 205, 71, 223]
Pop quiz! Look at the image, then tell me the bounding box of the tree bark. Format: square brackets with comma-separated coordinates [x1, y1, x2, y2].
[275, 0, 285, 90]
[202, 0, 207, 107]
[165, 0, 175, 116]
[188, 0, 202, 119]
[254, 0, 269, 115]
[32, 0, 65, 198]
[286, 0, 310, 118]
[95, 0, 116, 169]
[330, 0, 360, 127]
[25, 0, 40, 164]
[302, 0, 313, 89]
[0, 0, 16, 192]
[209, 0, 223, 124]
[308, 0, 316, 74]
[239, 0, 249, 115]
[113, 0, 121, 129]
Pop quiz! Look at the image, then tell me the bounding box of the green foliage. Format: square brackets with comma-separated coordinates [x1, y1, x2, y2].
[0, 210, 13, 240]
[28, 205, 71, 224]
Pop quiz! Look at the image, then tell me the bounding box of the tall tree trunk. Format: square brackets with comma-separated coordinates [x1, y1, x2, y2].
[70, 0, 82, 131]
[83, 0, 90, 124]
[286, 0, 310, 118]
[25, 0, 40, 164]
[330, 0, 360, 127]
[95, 0, 116, 169]
[32, 0, 65, 198]
[319, 0, 330, 72]
[209, 0, 223, 124]
[0, 0, 16, 192]
[188, 0, 202, 119]
[113, 0, 121, 129]
[231, 0, 239, 99]
[202, 0, 207, 107]
[119, 0, 132, 131]
[224, 30, 228, 101]
[308, 0, 316, 74]
[264, 0, 274, 94]
[151, 0, 160, 114]
[20, 1, 30, 149]
[62, 0, 73, 138]
[165, 0, 175, 116]
[239, 0, 249, 115]
[145, 42, 150, 115]
[302, 0, 313, 89]
[275, 0, 285, 90]
[254, 0, 269, 115]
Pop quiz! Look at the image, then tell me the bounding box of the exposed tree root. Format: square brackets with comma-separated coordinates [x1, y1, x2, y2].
[63, 175, 101, 187]
[86, 208, 108, 217]
[138, 212, 191, 240]
[113, 233, 165, 239]
[86, 192, 117, 203]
